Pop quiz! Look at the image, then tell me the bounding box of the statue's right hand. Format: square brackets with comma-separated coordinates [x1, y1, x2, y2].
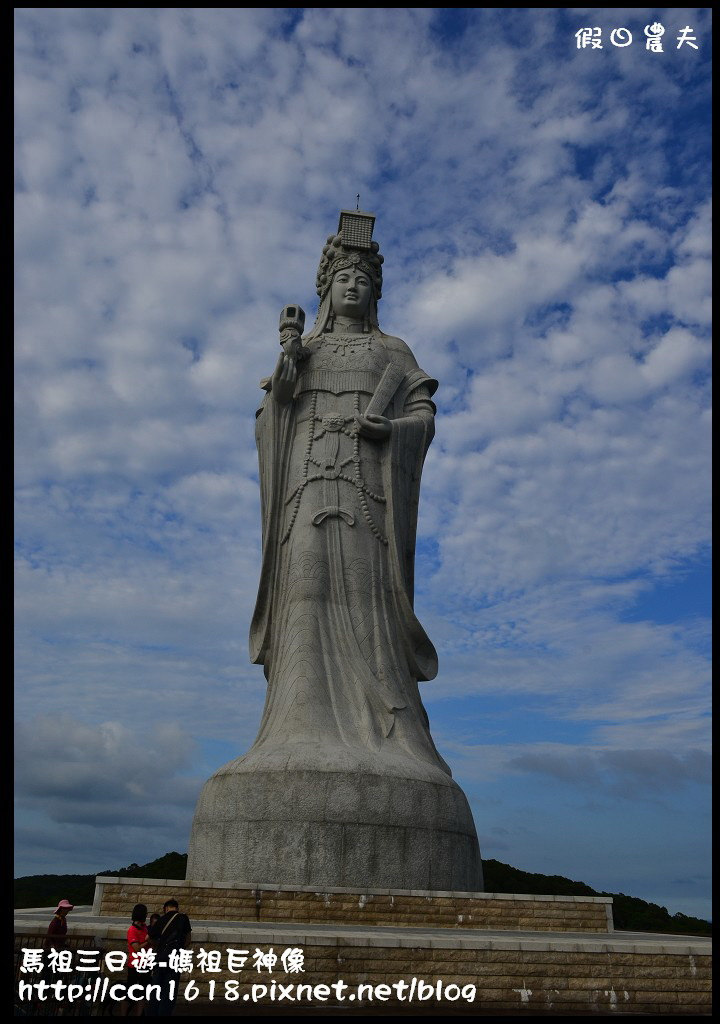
[271, 352, 297, 405]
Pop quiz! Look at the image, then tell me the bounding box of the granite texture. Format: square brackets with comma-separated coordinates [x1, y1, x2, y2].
[189, 763, 481, 890]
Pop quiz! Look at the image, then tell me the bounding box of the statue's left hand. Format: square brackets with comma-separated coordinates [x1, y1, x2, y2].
[354, 413, 392, 440]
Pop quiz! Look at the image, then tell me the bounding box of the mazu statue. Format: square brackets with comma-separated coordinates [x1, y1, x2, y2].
[188, 211, 483, 891]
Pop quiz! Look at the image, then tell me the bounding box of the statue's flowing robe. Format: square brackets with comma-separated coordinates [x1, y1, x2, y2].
[249, 330, 450, 775]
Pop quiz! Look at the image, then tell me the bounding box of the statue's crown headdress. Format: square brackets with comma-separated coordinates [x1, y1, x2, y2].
[316, 209, 384, 300]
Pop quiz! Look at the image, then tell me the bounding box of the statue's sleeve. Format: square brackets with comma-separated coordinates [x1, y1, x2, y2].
[249, 389, 294, 667]
[382, 367, 439, 682]
[404, 380, 437, 418]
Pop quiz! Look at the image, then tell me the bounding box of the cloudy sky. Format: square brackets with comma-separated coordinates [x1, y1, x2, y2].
[15, 9, 711, 921]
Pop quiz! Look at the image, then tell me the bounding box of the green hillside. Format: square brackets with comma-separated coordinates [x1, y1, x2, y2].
[14, 852, 710, 937]
[13, 851, 188, 911]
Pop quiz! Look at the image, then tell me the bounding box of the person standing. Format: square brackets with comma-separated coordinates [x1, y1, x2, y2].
[146, 898, 192, 1016]
[123, 903, 149, 1016]
[36, 900, 73, 1012]
[44, 898, 73, 954]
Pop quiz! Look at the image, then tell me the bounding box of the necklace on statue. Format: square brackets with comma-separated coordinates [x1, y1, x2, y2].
[321, 335, 374, 356]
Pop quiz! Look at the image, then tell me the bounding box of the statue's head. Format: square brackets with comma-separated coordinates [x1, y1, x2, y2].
[307, 211, 385, 336]
[316, 235, 383, 304]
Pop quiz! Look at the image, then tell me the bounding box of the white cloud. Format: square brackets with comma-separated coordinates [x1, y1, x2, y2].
[641, 327, 710, 387]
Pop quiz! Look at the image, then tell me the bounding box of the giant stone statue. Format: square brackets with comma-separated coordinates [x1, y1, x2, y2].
[188, 211, 483, 891]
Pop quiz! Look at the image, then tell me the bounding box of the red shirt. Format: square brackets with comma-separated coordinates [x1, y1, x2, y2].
[127, 923, 148, 967]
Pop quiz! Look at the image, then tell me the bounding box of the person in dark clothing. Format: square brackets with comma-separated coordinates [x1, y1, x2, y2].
[146, 899, 192, 1016]
[44, 899, 74, 952]
[35, 900, 74, 1012]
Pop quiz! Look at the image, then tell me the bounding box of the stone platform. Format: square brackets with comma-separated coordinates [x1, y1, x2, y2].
[92, 875, 613, 933]
[15, 900, 711, 1016]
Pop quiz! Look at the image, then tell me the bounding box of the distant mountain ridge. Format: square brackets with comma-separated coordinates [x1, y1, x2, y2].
[14, 852, 711, 936]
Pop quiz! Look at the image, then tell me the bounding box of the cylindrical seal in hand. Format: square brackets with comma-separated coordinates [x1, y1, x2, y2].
[279, 305, 307, 361]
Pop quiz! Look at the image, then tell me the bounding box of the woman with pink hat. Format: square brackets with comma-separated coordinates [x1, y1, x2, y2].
[43, 898, 74, 953]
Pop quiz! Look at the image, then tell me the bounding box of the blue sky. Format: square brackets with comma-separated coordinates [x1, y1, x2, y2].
[14, 9, 710, 921]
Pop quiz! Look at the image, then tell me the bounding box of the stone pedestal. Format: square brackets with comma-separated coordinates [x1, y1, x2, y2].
[187, 743, 483, 891]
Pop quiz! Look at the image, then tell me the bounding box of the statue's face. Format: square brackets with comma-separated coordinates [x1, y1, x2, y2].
[331, 267, 372, 319]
